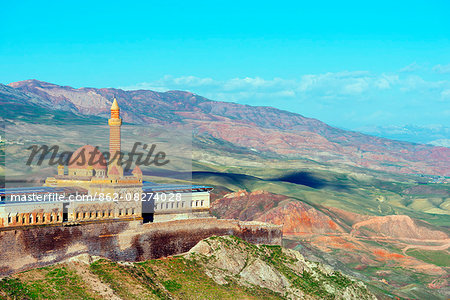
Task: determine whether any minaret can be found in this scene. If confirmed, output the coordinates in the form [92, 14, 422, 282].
[108, 97, 123, 177]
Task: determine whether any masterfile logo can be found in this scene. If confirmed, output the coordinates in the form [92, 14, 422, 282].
[26, 142, 170, 172]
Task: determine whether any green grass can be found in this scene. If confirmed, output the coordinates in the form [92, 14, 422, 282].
[0, 277, 35, 299]
[187, 161, 450, 228]
[161, 280, 181, 292]
[90, 259, 164, 299]
[405, 249, 450, 267]
[141, 257, 283, 299]
[0, 266, 96, 300]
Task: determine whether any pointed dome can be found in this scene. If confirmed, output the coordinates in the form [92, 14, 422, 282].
[111, 97, 120, 110]
[109, 165, 119, 175]
[132, 165, 142, 175]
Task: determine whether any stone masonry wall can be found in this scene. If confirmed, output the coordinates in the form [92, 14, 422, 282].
[0, 218, 282, 276]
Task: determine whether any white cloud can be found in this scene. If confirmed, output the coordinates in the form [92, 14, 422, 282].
[399, 62, 421, 73]
[172, 76, 215, 87]
[441, 89, 450, 99]
[397, 74, 450, 93]
[374, 74, 398, 89]
[433, 64, 450, 74]
[119, 72, 450, 106]
[296, 71, 373, 95]
[343, 78, 370, 94]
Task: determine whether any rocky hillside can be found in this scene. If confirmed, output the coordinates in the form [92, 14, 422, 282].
[351, 215, 449, 240]
[3, 79, 449, 176]
[0, 236, 375, 300]
[211, 190, 450, 240]
[211, 190, 346, 234]
[0, 84, 102, 124]
[211, 190, 450, 299]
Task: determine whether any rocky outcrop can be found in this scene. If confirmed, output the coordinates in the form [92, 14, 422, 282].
[187, 236, 376, 299]
[211, 190, 289, 221]
[351, 215, 449, 240]
[259, 201, 345, 234]
[212, 190, 345, 234]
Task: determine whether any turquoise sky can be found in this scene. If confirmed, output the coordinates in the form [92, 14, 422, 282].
[1, 0, 449, 130]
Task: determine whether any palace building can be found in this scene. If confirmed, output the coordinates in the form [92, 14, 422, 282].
[0, 98, 212, 227]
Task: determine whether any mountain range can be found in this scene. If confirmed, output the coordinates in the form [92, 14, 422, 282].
[1, 79, 449, 176]
[1, 79, 449, 298]
[358, 124, 450, 147]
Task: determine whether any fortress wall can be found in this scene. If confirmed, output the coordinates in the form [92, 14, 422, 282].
[0, 218, 282, 277]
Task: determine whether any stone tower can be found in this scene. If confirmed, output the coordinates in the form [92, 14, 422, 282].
[108, 97, 123, 176]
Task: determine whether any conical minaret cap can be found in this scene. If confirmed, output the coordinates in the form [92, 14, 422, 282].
[111, 97, 120, 110]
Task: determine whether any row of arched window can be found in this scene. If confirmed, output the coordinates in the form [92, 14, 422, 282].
[153, 200, 205, 210]
[155, 202, 185, 210]
[192, 200, 205, 208]
[74, 208, 136, 220]
[7, 213, 60, 225]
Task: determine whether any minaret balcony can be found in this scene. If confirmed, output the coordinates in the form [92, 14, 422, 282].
[108, 118, 122, 126]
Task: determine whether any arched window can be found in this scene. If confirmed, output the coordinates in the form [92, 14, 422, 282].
[43, 215, 46, 222]
[29, 214, 33, 224]
[8, 216, 12, 224]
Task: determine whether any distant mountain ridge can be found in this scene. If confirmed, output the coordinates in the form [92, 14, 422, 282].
[3, 79, 450, 176]
[358, 124, 450, 147]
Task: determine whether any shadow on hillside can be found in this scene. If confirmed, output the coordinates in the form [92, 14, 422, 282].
[192, 171, 262, 186]
[274, 171, 351, 191]
[275, 172, 326, 189]
[192, 171, 351, 192]
[140, 169, 350, 191]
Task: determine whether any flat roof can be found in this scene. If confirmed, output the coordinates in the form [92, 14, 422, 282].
[142, 182, 213, 193]
[0, 186, 86, 196]
[0, 182, 213, 197]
